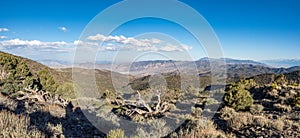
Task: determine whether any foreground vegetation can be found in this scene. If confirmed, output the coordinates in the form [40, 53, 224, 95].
[1, 51, 300, 137]
[0, 109, 45, 137]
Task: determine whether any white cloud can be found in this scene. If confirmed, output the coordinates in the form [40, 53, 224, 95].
[73, 40, 98, 46]
[179, 44, 192, 51]
[0, 34, 192, 53]
[160, 44, 192, 52]
[87, 34, 157, 47]
[87, 34, 192, 52]
[58, 27, 68, 32]
[160, 44, 181, 52]
[0, 28, 8, 32]
[0, 36, 7, 39]
[0, 39, 68, 49]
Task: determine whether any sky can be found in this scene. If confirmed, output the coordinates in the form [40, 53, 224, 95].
[0, 0, 300, 63]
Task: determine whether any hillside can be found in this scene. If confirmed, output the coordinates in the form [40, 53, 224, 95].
[0, 51, 131, 137]
[1, 51, 300, 137]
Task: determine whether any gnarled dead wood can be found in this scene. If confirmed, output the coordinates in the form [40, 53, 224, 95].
[16, 88, 69, 108]
[113, 90, 171, 119]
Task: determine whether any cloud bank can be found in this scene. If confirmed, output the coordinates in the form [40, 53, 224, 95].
[0, 34, 192, 54]
[0, 39, 73, 53]
[86, 34, 192, 52]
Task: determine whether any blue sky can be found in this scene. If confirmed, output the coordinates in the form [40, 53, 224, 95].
[0, 0, 300, 62]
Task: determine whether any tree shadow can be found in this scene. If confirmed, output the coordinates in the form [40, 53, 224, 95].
[62, 102, 105, 137]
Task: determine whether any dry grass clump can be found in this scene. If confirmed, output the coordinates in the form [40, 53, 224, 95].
[0, 110, 45, 138]
[220, 107, 253, 130]
[271, 118, 285, 131]
[253, 116, 268, 127]
[106, 129, 125, 138]
[250, 104, 264, 114]
[273, 103, 292, 112]
[169, 116, 234, 138]
[176, 119, 230, 138]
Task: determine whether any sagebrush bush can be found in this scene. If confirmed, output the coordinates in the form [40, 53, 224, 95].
[274, 74, 286, 85]
[273, 103, 292, 112]
[253, 116, 268, 127]
[220, 107, 237, 120]
[106, 129, 125, 138]
[0, 110, 45, 137]
[271, 119, 285, 131]
[250, 104, 264, 114]
[293, 90, 300, 107]
[176, 118, 229, 138]
[220, 107, 253, 130]
[102, 89, 116, 99]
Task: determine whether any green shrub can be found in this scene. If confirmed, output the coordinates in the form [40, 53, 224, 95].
[1, 83, 18, 95]
[275, 74, 286, 85]
[224, 88, 254, 111]
[205, 98, 218, 105]
[106, 129, 125, 138]
[38, 70, 58, 93]
[56, 82, 75, 100]
[102, 89, 116, 99]
[271, 82, 279, 90]
[224, 79, 255, 111]
[0, 53, 38, 95]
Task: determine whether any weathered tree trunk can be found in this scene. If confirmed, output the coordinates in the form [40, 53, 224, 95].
[112, 91, 171, 119]
[16, 88, 68, 107]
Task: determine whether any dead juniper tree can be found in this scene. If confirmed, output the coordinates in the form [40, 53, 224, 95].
[16, 87, 69, 108]
[111, 89, 172, 120]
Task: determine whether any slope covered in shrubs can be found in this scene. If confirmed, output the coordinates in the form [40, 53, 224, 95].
[1, 51, 300, 137]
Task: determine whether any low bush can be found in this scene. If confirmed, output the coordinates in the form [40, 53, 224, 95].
[271, 118, 285, 131]
[0, 110, 45, 137]
[250, 104, 264, 114]
[106, 129, 125, 138]
[224, 88, 254, 111]
[273, 103, 292, 112]
[293, 90, 300, 107]
[220, 107, 253, 130]
[224, 80, 254, 111]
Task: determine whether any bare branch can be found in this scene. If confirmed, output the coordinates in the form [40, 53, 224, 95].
[112, 90, 171, 119]
[155, 91, 161, 111]
[16, 88, 69, 108]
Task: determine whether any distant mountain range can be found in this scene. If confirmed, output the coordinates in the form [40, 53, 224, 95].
[91, 58, 300, 78]
[261, 59, 300, 68]
[38, 58, 300, 79]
